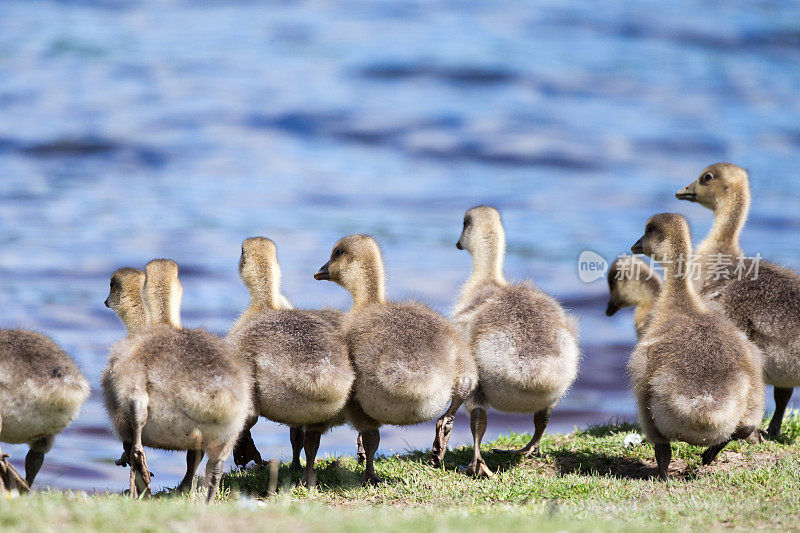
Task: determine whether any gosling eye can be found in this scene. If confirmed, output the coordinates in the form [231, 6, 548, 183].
[700, 172, 714, 184]
[463, 216, 472, 228]
[646, 224, 655, 234]
[333, 248, 343, 259]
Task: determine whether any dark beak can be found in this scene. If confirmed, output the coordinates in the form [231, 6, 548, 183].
[606, 300, 620, 316]
[314, 261, 331, 280]
[676, 183, 697, 201]
[631, 237, 645, 255]
[104, 298, 110, 308]
[455, 240, 463, 250]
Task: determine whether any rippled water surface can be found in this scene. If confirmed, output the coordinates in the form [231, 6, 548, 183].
[1, 0, 799, 492]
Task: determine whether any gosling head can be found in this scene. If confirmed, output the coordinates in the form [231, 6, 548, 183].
[605, 256, 659, 316]
[314, 234, 385, 307]
[456, 206, 504, 252]
[239, 237, 281, 302]
[675, 163, 749, 210]
[143, 258, 183, 328]
[456, 206, 507, 284]
[631, 213, 692, 265]
[105, 267, 146, 334]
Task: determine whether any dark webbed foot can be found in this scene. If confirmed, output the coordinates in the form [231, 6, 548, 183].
[701, 442, 729, 466]
[491, 444, 540, 458]
[0, 454, 30, 493]
[461, 458, 494, 478]
[430, 379, 472, 467]
[360, 472, 384, 486]
[430, 414, 455, 467]
[233, 429, 264, 469]
[301, 469, 317, 488]
[129, 446, 152, 499]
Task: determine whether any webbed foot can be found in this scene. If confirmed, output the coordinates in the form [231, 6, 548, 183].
[460, 458, 494, 478]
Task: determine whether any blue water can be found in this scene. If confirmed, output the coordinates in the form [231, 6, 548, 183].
[1, 0, 799, 492]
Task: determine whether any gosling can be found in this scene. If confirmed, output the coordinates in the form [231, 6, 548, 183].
[677, 163, 800, 437]
[629, 213, 763, 479]
[0, 327, 89, 491]
[451, 206, 579, 477]
[228, 249, 296, 470]
[103, 266, 208, 492]
[606, 255, 662, 339]
[314, 235, 477, 485]
[228, 237, 355, 486]
[102, 259, 251, 501]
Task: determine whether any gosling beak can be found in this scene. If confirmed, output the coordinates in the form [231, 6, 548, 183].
[631, 237, 645, 255]
[104, 298, 110, 308]
[676, 183, 697, 201]
[456, 240, 463, 250]
[314, 261, 331, 280]
[606, 300, 620, 316]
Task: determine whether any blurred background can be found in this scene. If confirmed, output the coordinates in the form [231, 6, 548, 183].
[1, 0, 799, 492]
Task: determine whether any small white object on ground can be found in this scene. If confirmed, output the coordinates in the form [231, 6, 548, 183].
[623, 434, 643, 448]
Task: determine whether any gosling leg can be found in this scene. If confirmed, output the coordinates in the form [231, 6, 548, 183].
[289, 426, 305, 471]
[464, 407, 493, 478]
[431, 376, 473, 467]
[356, 434, 366, 465]
[203, 450, 224, 504]
[359, 429, 382, 486]
[301, 429, 322, 488]
[767, 387, 794, 438]
[177, 449, 204, 493]
[24, 436, 52, 488]
[128, 398, 151, 499]
[493, 407, 552, 458]
[654, 442, 672, 480]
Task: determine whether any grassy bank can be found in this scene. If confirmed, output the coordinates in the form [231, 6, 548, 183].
[2, 413, 799, 532]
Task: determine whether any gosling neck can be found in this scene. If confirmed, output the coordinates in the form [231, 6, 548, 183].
[654, 253, 705, 316]
[628, 277, 660, 338]
[701, 186, 749, 257]
[144, 289, 182, 328]
[348, 262, 386, 310]
[245, 266, 282, 313]
[465, 235, 508, 291]
[633, 275, 661, 307]
[633, 303, 653, 338]
[119, 301, 146, 337]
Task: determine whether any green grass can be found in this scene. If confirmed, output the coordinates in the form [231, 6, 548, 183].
[2, 412, 799, 532]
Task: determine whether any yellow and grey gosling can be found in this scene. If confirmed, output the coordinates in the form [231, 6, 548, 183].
[629, 213, 763, 479]
[314, 234, 477, 485]
[450, 206, 579, 476]
[0, 326, 89, 492]
[102, 259, 252, 502]
[227, 237, 354, 487]
[677, 163, 800, 437]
